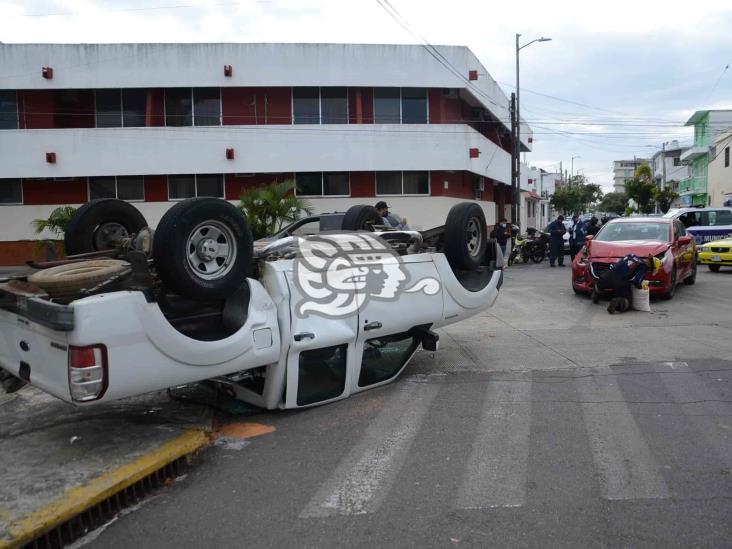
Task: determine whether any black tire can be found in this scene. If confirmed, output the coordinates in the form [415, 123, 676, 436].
[64, 199, 148, 256]
[683, 260, 697, 285]
[661, 267, 677, 300]
[153, 198, 253, 301]
[708, 264, 721, 272]
[507, 249, 517, 266]
[341, 205, 383, 231]
[28, 259, 130, 298]
[531, 246, 546, 263]
[444, 203, 488, 271]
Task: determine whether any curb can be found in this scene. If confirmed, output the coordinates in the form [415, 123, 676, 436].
[2, 428, 210, 549]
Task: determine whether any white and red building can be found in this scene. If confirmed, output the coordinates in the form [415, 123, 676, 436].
[0, 43, 531, 264]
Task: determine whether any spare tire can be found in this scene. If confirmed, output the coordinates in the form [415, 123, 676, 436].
[153, 198, 253, 301]
[28, 260, 131, 298]
[65, 199, 148, 256]
[341, 205, 383, 231]
[444, 202, 488, 271]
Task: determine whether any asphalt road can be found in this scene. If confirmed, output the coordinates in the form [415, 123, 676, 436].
[94, 262, 732, 548]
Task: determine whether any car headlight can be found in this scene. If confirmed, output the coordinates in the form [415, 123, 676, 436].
[654, 248, 671, 262]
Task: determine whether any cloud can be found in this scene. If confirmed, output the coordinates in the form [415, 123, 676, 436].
[2, 0, 732, 190]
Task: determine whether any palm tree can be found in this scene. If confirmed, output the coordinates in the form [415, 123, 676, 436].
[32, 205, 77, 257]
[238, 180, 313, 240]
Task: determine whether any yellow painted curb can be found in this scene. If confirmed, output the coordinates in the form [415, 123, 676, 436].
[2, 428, 209, 549]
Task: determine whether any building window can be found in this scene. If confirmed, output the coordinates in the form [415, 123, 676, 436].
[726, 147, 730, 168]
[89, 176, 144, 201]
[320, 87, 348, 124]
[0, 90, 18, 129]
[293, 87, 320, 124]
[95, 89, 122, 128]
[673, 157, 681, 167]
[376, 171, 429, 195]
[55, 90, 94, 128]
[193, 88, 221, 126]
[167, 174, 223, 199]
[401, 88, 428, 123]
[373, 88, 400, 123]
[166, 88, 193, 127]
[295, 172, 350, 196]
[0, 178, 22, 204]
[123, 89, 148, 127]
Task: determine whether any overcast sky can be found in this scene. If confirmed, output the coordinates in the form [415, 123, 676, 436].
[3, 0, 732, 191]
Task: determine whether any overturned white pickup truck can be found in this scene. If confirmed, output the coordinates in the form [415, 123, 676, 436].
[0, 198, 502, 410]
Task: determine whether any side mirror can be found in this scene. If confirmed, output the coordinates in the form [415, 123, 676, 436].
[678, 236, 692, 245]
[585, 235, 594, 243]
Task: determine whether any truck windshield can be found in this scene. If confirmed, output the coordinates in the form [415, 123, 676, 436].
[594, 222, 670, 242]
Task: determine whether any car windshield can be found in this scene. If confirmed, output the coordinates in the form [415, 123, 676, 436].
[594, 222, 670, 242]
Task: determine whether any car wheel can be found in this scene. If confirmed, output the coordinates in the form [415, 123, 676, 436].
[153, 198, 253, 301]
[444, 202, 488, 271]
[341, 205, 383, 231]
[708, 264, 721, 272]
[661, 267, 677, 300]
[530, 249, 545, 263]
[64, 199, 148, 256]
[683, 260, 697, 285]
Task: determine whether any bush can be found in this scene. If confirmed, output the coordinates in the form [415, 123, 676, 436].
[238, 181, 313, 240]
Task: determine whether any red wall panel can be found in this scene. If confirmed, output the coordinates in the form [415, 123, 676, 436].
[22, 178, 88, 205]
[224, 173, 294, 200]
[147, 89, 165, 127]
[144, 175, 168, 201]
[17, 90, 55, 129]
[482, 177, 495, 202]
[349, 171, 375, 197]
[431, 171, 473, 199]
[223, 87, 292, 125]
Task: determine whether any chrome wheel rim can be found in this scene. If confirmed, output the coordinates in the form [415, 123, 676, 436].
[186, 221, 237, 280]
[466, 217, 483, 257]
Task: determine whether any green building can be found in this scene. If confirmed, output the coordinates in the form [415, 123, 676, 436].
[680, 110, 732, 206]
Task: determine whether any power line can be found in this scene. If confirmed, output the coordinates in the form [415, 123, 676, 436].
[703, 53, 732, 106]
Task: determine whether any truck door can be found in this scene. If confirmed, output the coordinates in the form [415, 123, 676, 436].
[351, 256, 443, 393]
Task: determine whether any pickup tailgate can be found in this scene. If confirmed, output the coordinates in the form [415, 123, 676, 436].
[0, 305, 73, 401]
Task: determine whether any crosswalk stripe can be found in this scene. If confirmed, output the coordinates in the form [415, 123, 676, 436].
[657, 361, 732, 464]
[454, 375, 532, 509]
[576, 367, 670, 501]
[299, 382, 438, 518]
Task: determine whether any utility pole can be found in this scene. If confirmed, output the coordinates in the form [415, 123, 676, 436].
[661, 141, 667, 190]
[510, 92, 518, 225]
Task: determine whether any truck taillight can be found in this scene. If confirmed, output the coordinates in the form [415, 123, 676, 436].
[68, 345, 108, 402]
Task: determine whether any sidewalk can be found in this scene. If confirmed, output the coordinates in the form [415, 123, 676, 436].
[0, 386, 212, 548]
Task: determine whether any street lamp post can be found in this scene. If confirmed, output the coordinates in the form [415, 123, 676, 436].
[513, 34, 551, 227]
[571, 155, 580, 180]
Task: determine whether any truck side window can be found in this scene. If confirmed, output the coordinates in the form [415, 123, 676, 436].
[710, 210, 732, 226]
[358, 332, 420, 387]
[297, 344, 347, 406]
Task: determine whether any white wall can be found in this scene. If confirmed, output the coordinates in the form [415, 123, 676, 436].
[708, 130, 732, 207]
[0, 196, 498, 241]
[0, 124, 511, 184]
[0, 43, 532, 149]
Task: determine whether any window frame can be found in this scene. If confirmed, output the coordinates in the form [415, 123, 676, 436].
[87, 175, 145, 202]
[400, 87, 429, 124]
[319, 87, 349, 125]
[94, 89, 123, 128]
[0, 178, 23, 205]
[192, 87, 223, 127]
[373, 87, 402, 124]
[0, 90, 19, 130]
[375, 171, 431, 197]
[294, 172, 351, 198]
[166, 174, 225, 201]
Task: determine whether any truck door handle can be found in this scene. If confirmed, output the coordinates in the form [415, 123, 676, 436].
[364, 321, 382, 331]
[293, 332, 315, 342]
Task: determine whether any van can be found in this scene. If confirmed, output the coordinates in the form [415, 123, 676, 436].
[663, 207, 732, 245]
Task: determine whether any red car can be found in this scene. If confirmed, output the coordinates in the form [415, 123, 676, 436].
[572, 217, 697, 299]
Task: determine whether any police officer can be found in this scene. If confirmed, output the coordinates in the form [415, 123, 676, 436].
[547, 215, 566, 267]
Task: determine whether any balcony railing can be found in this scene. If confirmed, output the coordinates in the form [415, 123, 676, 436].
[678, 176, 707, 194]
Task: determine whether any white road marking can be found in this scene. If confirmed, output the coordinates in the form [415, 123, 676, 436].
[454, 375, 532, 509]
[658, 361, 732, 464]
[300, 382, 438, 518]
[577, 367, 670, 501]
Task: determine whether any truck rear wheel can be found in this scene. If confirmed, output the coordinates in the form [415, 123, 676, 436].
[153, 198, 253, 301]
[64, 199, 148, 256]
[444, 203, 488, 271]
[341, 205, 383, 231]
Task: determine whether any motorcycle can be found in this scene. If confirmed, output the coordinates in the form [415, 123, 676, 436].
[508, 229, 548, 265]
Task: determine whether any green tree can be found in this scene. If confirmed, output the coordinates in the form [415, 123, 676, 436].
[549, 180, 603, 215]
[598, 192, 629, 215]
[625, 163, 656, 214]
[238, 180, 313, 240]
[652, 186, 679, 214]
[32, 205, 77, 255]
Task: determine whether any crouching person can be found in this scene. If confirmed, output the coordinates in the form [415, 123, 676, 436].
[592, 254, 660, 314]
